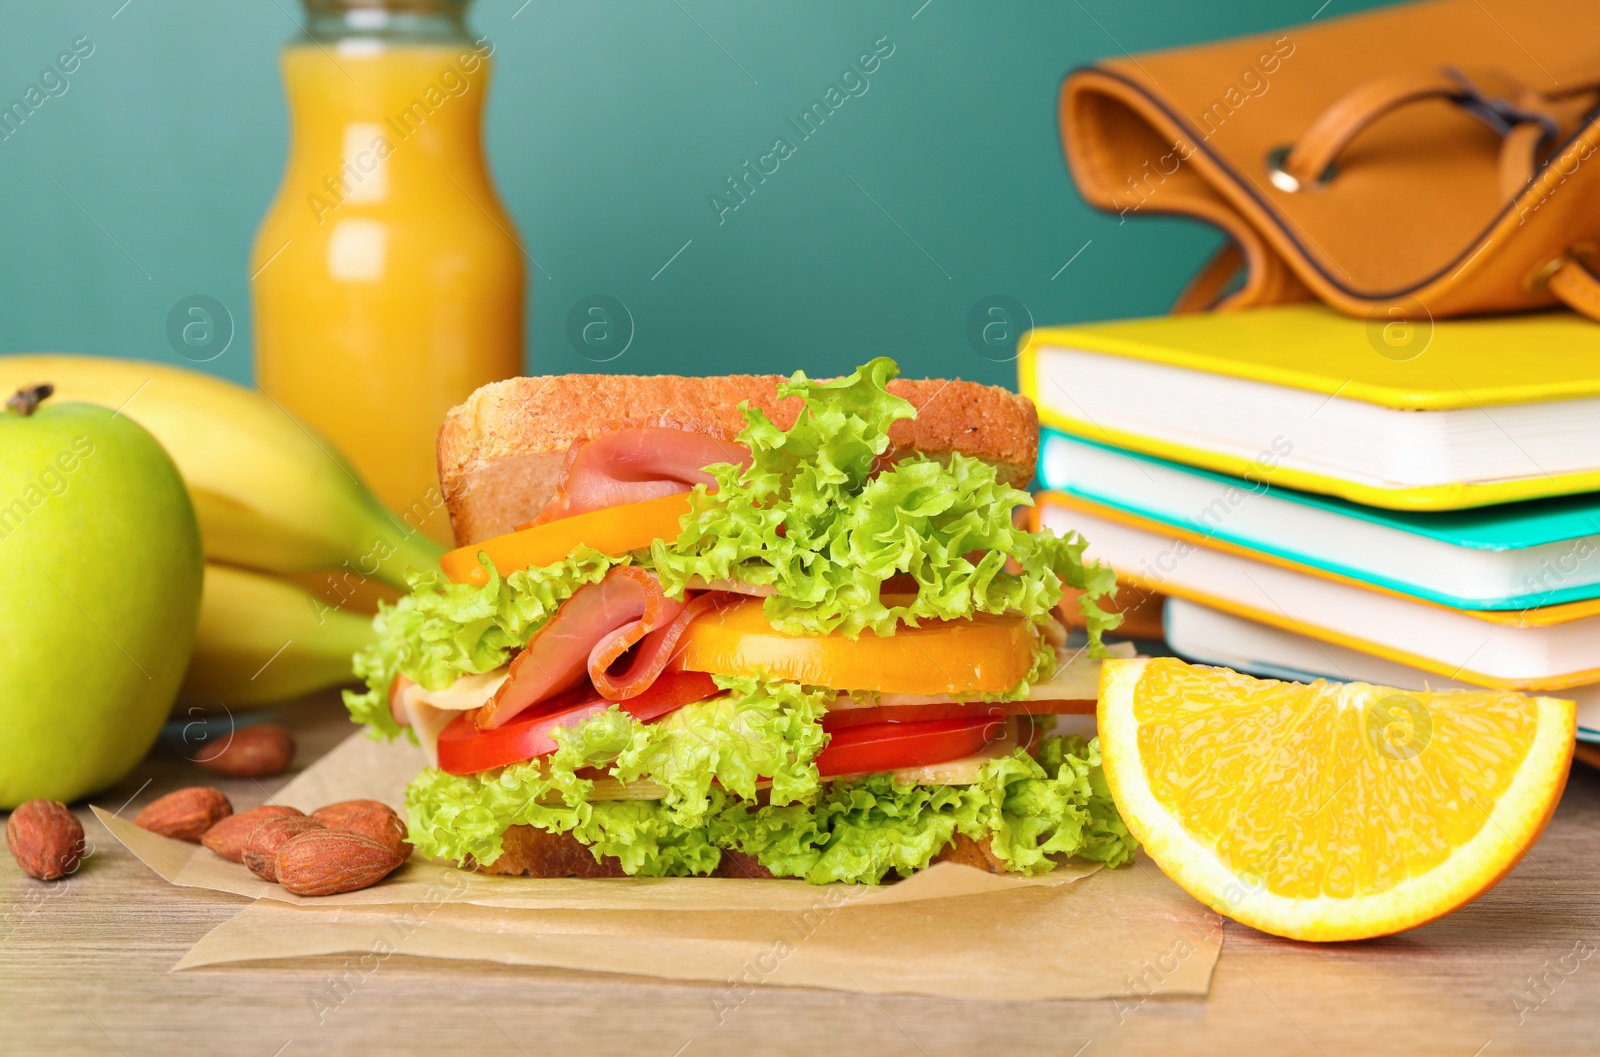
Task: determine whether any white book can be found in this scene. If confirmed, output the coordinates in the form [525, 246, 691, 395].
[1163, 598, 1600, 742]
[1039, 495, 1600, 691]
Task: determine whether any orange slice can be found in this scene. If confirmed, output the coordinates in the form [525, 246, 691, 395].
[1098, 658, 1575, 941]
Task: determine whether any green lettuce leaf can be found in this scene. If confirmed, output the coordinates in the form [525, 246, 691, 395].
[651, 357, 1119, 653]
[408, 730, 1138, 884]
[712, 735, 1137, 883]
[611, 677, 834, 822]
[404, 677, 834, 866]
[405, 765, 723, 877]
[344, 548, 622, 739]
[576, 801, 724, 876]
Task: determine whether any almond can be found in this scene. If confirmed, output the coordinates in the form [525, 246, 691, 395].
[311, 799, 397, 829]
[242, 815, 324, 881]
[134, 787, 232, 842]
[192, 723, 296, 778]
[200, 805, 304, 863]
[275, 828, 405, 896]
[6, 800, 85, 881]
[315, 803, 408, 854]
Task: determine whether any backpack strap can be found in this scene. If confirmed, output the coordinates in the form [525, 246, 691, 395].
[1541, 249, 1600, 322]
[1270, 67, 1596, 197]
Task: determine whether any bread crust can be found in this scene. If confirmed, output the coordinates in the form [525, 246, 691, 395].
[438, 374, 1039, 545]
[935, 832, 1010, 874]
[472, 825, 626, 878]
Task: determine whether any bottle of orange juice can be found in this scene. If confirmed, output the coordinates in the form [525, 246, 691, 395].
[251, 0, 524, 544]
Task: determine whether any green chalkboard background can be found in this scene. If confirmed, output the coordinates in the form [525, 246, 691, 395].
[0, 0, 1394, 389]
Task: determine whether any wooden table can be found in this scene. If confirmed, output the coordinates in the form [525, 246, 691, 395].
[4, 692, 1598, 1057]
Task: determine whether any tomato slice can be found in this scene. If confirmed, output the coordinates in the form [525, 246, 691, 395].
[822, 698, 1095, 730]
[436, 670, 719, 775]
[815, 718, 1001, 778]
[671, 596, 1035, 695]
[440, 492, 693, 585]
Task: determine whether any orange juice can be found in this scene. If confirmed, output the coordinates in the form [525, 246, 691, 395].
[251, 20, 524, 544]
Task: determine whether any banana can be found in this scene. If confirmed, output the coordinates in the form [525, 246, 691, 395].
[0, 354, 443, 590]
[180, 563, 376, 707]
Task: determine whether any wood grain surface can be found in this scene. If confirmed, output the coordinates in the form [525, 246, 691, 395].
[3, 691, 1598, 1056]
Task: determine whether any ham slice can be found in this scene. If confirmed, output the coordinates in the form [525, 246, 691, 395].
[474, 567, 689, 730]
[593, 591, 730, 699]
[529, 423, 751, 526]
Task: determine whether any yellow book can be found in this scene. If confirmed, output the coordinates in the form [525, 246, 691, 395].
[1019, 305, 1600, 510]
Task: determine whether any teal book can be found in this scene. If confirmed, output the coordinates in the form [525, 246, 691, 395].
[1038, 430, 1600, 611]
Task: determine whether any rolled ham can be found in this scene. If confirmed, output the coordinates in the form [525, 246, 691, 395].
[474, 567, 716, 730]
[594, 591, 729, 699]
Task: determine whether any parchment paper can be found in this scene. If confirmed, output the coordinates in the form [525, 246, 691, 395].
[174, 855, 1221, 1000]
[101, 731, 1223, 998]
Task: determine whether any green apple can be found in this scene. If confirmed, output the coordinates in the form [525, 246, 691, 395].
[0, 385, 202, 807]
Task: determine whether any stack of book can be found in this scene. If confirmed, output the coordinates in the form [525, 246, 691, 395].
[1020, 304, 1600, 741]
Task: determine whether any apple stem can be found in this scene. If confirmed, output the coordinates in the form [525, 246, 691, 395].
[5, 384, 53, 417]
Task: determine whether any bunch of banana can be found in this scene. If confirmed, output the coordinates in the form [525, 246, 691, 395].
[0, 354, 443, 706]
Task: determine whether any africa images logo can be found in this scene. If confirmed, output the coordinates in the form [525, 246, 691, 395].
[0, 36, 95, 143]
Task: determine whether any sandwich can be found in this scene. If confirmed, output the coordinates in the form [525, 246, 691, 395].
[344, 358, 1138, 883]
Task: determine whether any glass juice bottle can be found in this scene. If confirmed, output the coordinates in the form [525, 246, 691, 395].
[250, 0, 524, 543]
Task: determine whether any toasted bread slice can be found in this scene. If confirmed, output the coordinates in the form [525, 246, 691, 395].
[438, 374, 1039, 545]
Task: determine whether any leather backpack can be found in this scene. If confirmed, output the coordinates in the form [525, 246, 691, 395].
[1059, 0, 1600, 322]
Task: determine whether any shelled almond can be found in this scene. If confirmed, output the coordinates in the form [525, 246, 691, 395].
[242, 815, 325, 882]
[192, 724, 296, 778]
[6, 800, 85, 881]
[313, 800, 408, 855]
[200, 805, 304, 863]
[275, 829, 405, 896]
[134, 787, 232, 841]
